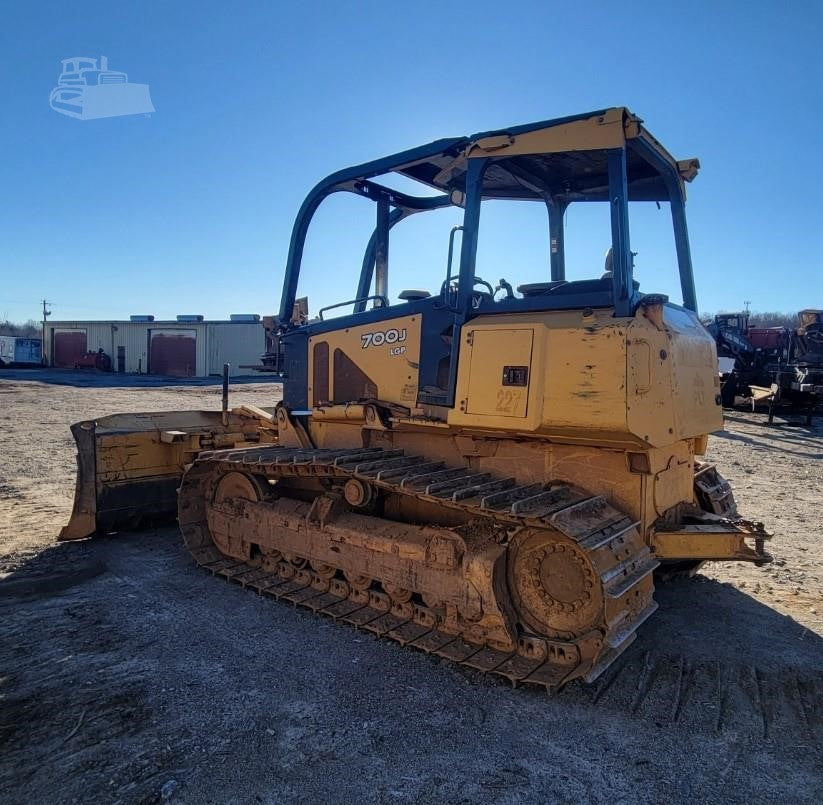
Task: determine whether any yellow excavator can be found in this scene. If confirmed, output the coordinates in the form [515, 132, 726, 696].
[60, 108, 770, 690]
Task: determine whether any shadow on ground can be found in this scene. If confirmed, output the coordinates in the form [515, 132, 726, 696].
[722, 406, 822, 430]
[713, 413, 823, 458]
[0, 528, 823, 803]
[0, 368, 281, 389]
[1, 531, 821, 803]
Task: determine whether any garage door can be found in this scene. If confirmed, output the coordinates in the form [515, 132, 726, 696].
[149, 329, 196, 377]
[54, 330, 87, 368]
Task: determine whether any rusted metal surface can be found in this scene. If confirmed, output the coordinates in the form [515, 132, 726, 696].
[652, 462, 771, 580]
[149, 331, 196, 377]
[53, 330, 88, 368]
[58, 410, 278, 540]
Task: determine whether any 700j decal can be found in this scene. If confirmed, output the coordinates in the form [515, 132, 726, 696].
[361, 328, 407, 350]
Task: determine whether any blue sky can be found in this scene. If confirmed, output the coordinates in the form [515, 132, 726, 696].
[1, 0, 821, 324]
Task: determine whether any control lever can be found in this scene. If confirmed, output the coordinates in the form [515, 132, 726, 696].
[495, 278, 515, 299]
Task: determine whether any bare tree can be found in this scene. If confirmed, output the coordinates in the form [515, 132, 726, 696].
[746, 312, 798, 329]
[704, 310, 799, 330]
[0, 319, 41, 338]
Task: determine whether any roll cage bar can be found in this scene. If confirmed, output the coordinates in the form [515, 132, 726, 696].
[278, 107, 700, 326]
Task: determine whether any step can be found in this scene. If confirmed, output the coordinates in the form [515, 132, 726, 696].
[310, 448, 384, 465]
[603, 554, 659, 599]
[291, 449, 340, 464]
[401, 467, 467, 490]
[510, 486, 586, 517]
[240, 448, 283, 464]
[256, 448, 306, 465]
[605, 600, 659, 649]
[426, 473, 491, 497]
[371, 456, 429, 479]
[348, 451, 408, 473]
[454, 477, 517, 502]
[577, 518, 639, 552]
[379, 461, 445, 482]
[331, 449, 393, 467]
[583, 635, 637, 684]
[480, 483, 543, 510]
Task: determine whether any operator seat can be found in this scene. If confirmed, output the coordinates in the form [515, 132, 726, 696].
[601, 247, 614, 279]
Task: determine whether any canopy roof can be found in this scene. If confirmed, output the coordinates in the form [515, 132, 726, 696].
[319, 107, 699, 206]
[279, 107, 702, 323]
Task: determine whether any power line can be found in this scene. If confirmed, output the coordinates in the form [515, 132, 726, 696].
[1, 298, 124, 312]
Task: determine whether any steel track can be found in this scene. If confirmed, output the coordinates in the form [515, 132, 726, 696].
[179, 445, 661, 691]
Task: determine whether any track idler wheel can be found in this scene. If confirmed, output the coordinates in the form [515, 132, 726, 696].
[209, 471, 268, 561]
[343, 478, 374, 509]
[508, 528, 603, 640]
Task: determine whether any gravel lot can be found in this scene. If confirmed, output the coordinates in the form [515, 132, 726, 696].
[1, 370, 821, 804]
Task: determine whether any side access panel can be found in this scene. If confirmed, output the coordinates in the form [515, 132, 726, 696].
[465, 329, 533, 417]
[450, 323, 543, 431]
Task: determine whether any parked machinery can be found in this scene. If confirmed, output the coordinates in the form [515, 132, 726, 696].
[60, 108, 770, 691]
[769, 309, 823, 424]
[253, 301, 309, 373]
[706, 313, 761, 406]
[73, 348, 112, 372]
[708, 310, 822, 424]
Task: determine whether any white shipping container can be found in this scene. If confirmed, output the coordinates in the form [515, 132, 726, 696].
[0, 336, 41, 366]
[0, 336, 15, 364]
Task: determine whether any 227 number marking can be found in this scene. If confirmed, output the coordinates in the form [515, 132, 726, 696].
[495, 389, 521, 412]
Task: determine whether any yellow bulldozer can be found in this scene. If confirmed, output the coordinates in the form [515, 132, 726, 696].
[60, 108, 770, 690]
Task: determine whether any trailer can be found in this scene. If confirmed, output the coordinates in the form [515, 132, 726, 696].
[0, 336, 42, 367]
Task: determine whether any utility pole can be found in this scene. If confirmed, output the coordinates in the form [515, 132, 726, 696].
[41, 299, 51, 365]
[744, 299, 751, 314]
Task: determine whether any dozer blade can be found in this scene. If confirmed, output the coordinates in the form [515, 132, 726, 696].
[59, 409, 276, 540]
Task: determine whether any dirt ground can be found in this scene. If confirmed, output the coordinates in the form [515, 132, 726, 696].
[1, 370, 821, 804]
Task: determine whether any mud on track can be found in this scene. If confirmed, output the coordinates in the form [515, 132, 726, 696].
[0, 372, 821, 804]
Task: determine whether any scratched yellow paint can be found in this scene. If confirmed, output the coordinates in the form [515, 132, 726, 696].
[308, 314, 421, 407]
[465, 328, 533, 418]
[449, 307, 721, 449]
